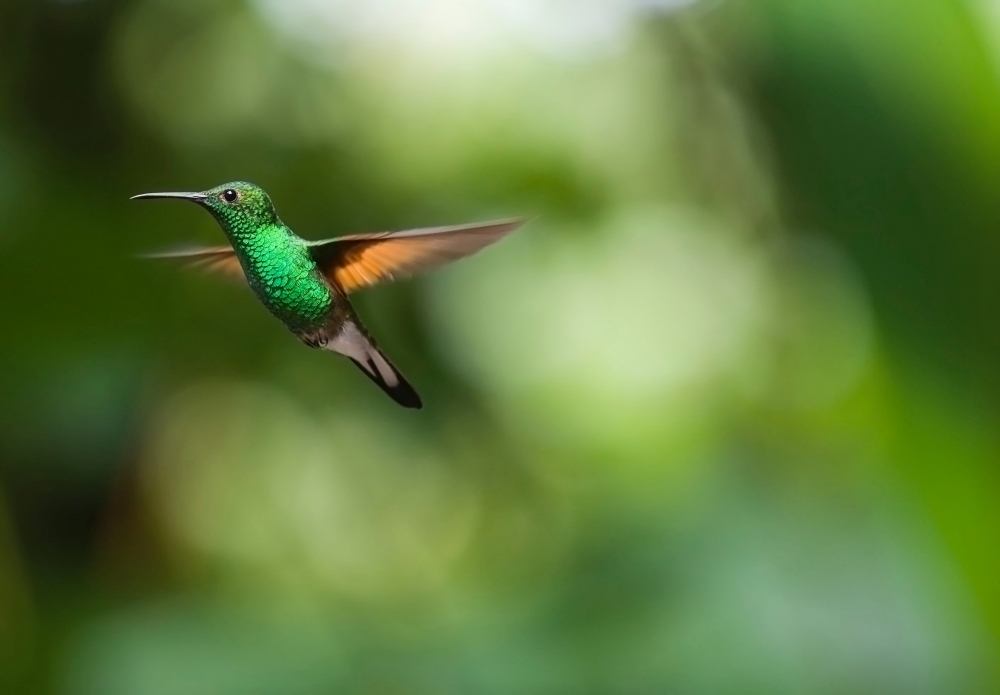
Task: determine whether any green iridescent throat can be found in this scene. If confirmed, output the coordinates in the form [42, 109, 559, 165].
[202, 183, 333, 331]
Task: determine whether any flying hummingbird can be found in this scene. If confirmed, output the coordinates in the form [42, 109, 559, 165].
[133, 181, 525, 409]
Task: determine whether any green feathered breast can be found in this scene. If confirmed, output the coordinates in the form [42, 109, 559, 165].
[232, 223, 334, 333]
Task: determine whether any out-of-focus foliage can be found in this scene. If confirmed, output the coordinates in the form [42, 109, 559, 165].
[1, 0, 1000, 693]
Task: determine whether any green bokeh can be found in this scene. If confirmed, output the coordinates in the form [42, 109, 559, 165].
[1, 0, 999, 693]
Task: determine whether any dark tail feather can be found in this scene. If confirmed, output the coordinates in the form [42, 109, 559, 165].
[328, 319, 423, 409]
[349, 348, 423, 410]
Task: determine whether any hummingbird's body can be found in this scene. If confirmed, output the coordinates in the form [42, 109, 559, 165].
[228, 221, 335, 334]
[134, 182, 525, 409]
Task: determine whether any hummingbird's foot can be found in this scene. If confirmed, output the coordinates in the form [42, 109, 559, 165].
[298, 331, 329, 349]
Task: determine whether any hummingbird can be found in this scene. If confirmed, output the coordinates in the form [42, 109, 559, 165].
[133, 181, 526, 409]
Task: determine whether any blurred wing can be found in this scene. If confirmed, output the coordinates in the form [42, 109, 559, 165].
[140, 245, 245, 280]
[309, 218, 526, 293]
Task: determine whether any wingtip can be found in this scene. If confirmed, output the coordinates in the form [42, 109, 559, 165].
[134, 250, 178, 260]
[495, 215, 536, 232]
[460, 216, 533, 234]
[497, 215, 533, 227]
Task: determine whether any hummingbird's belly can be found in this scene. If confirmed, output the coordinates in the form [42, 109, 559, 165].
[236, 233, 336, 334]
[248, 265, 334, 332]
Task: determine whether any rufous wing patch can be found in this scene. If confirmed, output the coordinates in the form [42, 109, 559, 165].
[311, 219, 526, 294]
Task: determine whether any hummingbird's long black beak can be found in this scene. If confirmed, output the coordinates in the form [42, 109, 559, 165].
[130, 192, 208, 202]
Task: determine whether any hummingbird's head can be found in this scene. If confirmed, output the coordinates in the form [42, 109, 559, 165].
[132, 181, 280, 236]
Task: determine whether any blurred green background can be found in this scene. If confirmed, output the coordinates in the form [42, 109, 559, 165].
[2, 0, 1000, 693]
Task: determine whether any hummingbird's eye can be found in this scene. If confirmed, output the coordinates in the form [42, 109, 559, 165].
[222, 189, 239, 203]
